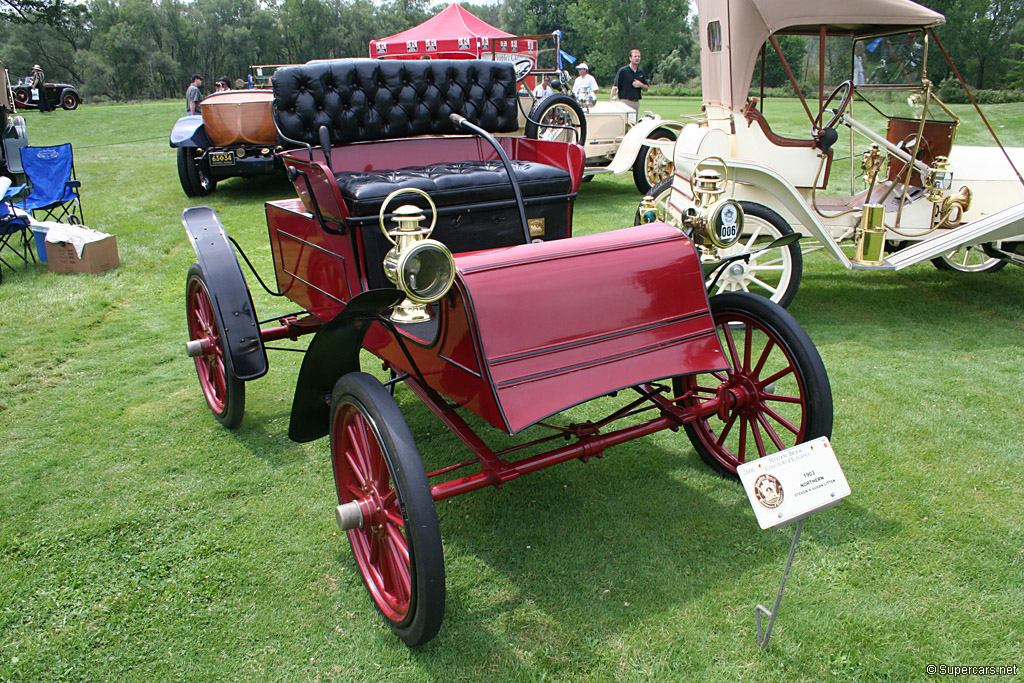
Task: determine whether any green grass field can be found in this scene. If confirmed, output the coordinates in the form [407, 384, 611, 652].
[1, 97, 1023, 682]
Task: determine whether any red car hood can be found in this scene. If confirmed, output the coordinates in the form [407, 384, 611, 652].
[454, 223, 727, 433]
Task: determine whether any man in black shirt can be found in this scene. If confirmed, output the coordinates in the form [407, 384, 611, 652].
[610, 48, 649, 110]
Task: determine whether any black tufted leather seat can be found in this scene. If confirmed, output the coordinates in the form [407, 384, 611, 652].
[273, 59, 521, 146]
[336, 160, 571, 217]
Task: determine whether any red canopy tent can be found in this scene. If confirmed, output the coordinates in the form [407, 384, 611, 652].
[370, 3, 536, 62]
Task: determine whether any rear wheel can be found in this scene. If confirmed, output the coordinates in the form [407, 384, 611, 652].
[185, 262, 245, 428]
[61, 91, 80, 110]
[632, 127, 676, 194]
[931, 245, 1006, 273]
[13, 88, 28, 106]
[177, 148, 199, 197]
[525, 94, 587, 146]
[677, 292, 832, 479]
[330, 372, 445, 647]
[178, 147, 217, 197]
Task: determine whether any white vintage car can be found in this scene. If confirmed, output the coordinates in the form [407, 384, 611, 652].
[638, 0, 1024, 307]
[520, 71, 680, 193]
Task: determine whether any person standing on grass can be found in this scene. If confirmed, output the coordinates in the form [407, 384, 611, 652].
[186, 74, 203, 115]
[32, 64, 52, 113]
[572, 63, 598, 102]
[610, 48, 648, 110]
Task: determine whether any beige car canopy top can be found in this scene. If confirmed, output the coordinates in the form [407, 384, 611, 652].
[696, 0, 945, 110]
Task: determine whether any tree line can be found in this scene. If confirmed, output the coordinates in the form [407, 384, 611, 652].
[0, 0, 1021, 102]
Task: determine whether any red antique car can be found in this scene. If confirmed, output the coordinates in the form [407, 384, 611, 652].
[182, 59, 833, 645]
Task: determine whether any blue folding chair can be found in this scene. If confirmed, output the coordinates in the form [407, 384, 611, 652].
[19, 143, 84, 224]
[0, 182, 33, 282]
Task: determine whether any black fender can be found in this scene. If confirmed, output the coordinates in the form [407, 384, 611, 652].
[170, 115, 211, 148]
[288, 289, 404, 443]
[182, 205, 268, 381]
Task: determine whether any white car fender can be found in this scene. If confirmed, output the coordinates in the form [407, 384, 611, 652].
[605, 116, 683, 175]
[672, 149, 851, 268]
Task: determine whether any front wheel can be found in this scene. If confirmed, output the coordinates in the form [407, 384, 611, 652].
[525, 94, 587, 146]
[632, 127, 676, 194]
[330, 372, 445, 647]
[186, 262, 245, 428]
[677, 292, 832, 479]
[931, 245, 1006, 273]
[636, 179, 802, 308]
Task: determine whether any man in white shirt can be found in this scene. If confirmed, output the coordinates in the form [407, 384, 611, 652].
[572, 63, 598, 102]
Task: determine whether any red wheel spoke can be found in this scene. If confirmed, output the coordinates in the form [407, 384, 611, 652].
[750, 418, 768, 458]
[383, 506, 404, 530]
[368, 530, 382, 565]
[755, 411, 787, 450]
[385, 524, 410, 566]
[344, 449, 370, 489]
[751, 336, 776, 378]
[737, 416, 748, 461]
[720, 322, 742, 371]
[761, 404, 801, 436]
[763, 391, 801, 404]
[715, 410, 738, 446]
[744, 323, 753, 371]
[761, 364, 795, 387]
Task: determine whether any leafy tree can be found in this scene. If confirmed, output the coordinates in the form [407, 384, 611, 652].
[567, 0, 689, 84]
[929, 0, 1024, 88]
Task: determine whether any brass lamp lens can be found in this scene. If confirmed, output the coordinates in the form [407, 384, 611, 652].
[397, 240, 456, 304]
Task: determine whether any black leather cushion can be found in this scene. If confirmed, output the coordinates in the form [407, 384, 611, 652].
[335, 160, 571, 217]
[273, 59, 520, 146]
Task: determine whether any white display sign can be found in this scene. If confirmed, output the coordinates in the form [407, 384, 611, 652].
[737, 437, 850, 529]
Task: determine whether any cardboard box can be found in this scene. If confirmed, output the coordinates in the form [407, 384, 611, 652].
[45, 225, 120, 274]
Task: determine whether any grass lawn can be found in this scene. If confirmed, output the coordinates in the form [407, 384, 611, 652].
[1, 97, 1023, 682]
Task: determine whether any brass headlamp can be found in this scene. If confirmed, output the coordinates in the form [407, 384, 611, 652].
[685, 157, 744, 249]
[924, 156, 954, 202]
[378, 188, 455, 324]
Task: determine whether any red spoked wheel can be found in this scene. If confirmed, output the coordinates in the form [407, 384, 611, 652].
[185, 262, 245, 428]
[13, 88, 29, 106]
[678, 292, 832, 478]
[330, 372, 444, 646]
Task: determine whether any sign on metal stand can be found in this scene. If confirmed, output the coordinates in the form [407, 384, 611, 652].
[737, 437, 850, 648]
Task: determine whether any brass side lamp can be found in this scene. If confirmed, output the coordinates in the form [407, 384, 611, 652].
[378, 188, 456, 324]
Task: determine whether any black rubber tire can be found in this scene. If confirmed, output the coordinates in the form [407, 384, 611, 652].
[180, 147, 217, 197]
[525, 94, 587, 146]
[60, 91, 79, 110]
[678, 292, 832, 479]
[330, 372, 445, 647]
[632, 127, 676, 194]
[185, 262, 245, 429]
[177, 148, 199, 197]
[931, 246, 1007, 273]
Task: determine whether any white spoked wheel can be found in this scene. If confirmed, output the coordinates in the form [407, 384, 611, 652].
[931, 245, 1006, 273]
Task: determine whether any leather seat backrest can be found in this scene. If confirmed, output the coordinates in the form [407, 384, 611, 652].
[273, 59, 519, 146]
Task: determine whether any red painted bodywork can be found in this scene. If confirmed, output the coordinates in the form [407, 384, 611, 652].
[267, 136, 724, 437]
[269, 194, 726, 434]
